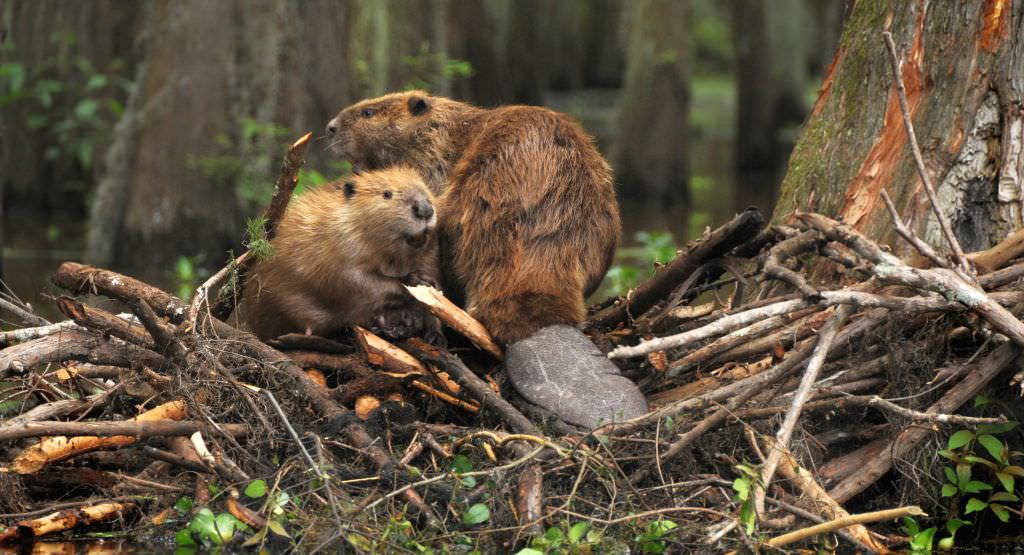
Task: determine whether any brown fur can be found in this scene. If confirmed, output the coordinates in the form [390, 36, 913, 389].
[244, 166, 440, 340]
[328, 92, 620, 343]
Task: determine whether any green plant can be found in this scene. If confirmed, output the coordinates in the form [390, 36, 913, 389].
[731, 462, 759, 534]
[633, 519, 678, 554]
[902, 516, 937, 554]
[930, 397, 1022, 549]
[604, 231, 678, 296]
[1, 34, 133, 189]
[516, 521, 601, 555]
[401, 41, 473, 92]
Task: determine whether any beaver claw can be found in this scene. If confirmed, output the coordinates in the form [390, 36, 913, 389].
[505, 325, 648, 429]
[372, 307, 446, 347]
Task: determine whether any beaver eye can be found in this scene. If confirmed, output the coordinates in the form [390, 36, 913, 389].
[383, 190, 392, 200]
[361, 108, 375, 118]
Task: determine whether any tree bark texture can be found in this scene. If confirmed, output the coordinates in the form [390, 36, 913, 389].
[613, 0, 690, 201]
[773, 0, 1023, 253]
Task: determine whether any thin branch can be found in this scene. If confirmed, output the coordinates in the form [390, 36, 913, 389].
[880, 189, 949, 268]
[882, 31, 968, 271]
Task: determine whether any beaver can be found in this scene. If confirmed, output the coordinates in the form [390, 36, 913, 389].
[244, 166, 441, 341]
[326, 91, 620, 344]
[327, 92, 647, 429]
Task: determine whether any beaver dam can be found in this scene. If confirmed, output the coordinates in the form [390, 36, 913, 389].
[2, 132, 1024, 553]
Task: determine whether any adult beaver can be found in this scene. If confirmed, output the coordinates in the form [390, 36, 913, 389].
[327, 92, 647, 428]
[245, 166, 441, 342]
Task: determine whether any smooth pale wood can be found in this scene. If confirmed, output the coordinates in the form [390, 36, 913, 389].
[353, 326, 478, 412]
[405, 285, 504, 359]
[968, 228, 1024, 274]
[8, 400, 186, 474]
[0, 501, 136, 542]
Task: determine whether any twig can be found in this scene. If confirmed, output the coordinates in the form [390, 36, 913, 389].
[766, 505, 924, 548]
[0, 296, 50, 327]
[882, 31, 968, 271]
[754, 305, 851, 520]
[763, 230, 821, 297]
[0, 321, 82, 347]
[0, 420, 248, 442]
[880, 189, 949, 268]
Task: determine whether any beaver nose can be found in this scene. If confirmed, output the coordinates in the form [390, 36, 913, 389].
[412, 199, 434, 220]
[326, 117, 339, 135]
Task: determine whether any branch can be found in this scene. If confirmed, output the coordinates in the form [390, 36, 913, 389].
[880, 189, 949, 268]
[882, 31, 968, 270]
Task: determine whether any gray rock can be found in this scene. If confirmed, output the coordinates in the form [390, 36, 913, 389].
[506, 325, 648, 428]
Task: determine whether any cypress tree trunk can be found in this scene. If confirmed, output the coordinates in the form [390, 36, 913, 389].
[613, 0, 690, 201]
[773, 0, 1023, 255]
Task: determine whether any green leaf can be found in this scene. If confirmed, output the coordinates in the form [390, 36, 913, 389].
[739, 500, 756, 534]
[568, 521, 590, 543]
[995, 471, 1014, 493]
[514, 549, 544, 555]
[977, 421, 1018, 435]
[937, 449, 957, 461]
[964, 498, 988, 514]
[989, 491, 1019, 503]
[946, 518, 970, 535]
[452, 453, 473, 473]
[267, 519, 290, 538]
[462, 503, 489, 525]
[973, 394, 989, 407]
[956, 463, 972, 485]
[732, 477, 750, 500]
[74, 98, 99, 120]
[86, 74, 107, 90]
[977, 434, 1006, 463]
[543, 526, 565, 544]
[213, 513, 239, 543]
[937, 536, 954, 551]
[175, 528, 196, 547]
[961, 480, 993, 493]
[989, 503, 1010, 523]
[1002, 465, 1024, 477]
[948, 430, 974, 450]
[174, 496, 194, 514]
[944, 467, 957, 485]
[941, 483, 958, 497]
[241, 527, 267, 547]
[902, 516, 920, 536]
[244, 479, 268, 498]
[961, 455, 998, 469]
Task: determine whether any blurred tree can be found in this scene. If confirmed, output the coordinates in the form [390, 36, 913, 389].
[732, 0, 808, 173]
[0, 0, 141, 211]
[613, 0, 690, 201]
[773, 1, 1023, 254]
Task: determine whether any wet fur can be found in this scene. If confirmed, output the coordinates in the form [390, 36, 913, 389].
[245, 167, 440, 340]
[329, 92, 620, 343]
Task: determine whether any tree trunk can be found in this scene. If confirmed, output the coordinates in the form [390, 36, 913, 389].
[773, 0, 1023, 257]
[613, 0, 690, 201]
[732, 0, 808, 173]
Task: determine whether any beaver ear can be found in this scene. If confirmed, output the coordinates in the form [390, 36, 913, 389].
[408, 95, 431, 116]
[343, 181, 356, 198]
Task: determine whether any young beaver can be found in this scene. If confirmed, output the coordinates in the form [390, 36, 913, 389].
[327, 92, 647, 429]
[326, 91, 620, 344]
[244, 166, 440, 341]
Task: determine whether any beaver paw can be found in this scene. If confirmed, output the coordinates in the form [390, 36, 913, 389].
[505, 325, 648, 429]
[372, 308, 446, 346]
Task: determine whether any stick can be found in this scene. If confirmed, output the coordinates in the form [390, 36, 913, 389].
[0, 296, 49, 327]
[0, 420, 247, 442]
[55, 296, 154, 349]
[591, 208, 765, 329]
[405, 285, 503, 358]
[766, 505, 924, 548]
[882, 31, 967, 270]
[0, 328, 167, 379]
[880, 189, 949, 268]
[0, 501, 137, 542]
[206, 132, 312, 322]
[0, 321, 82, 347]
[755, 305, 850, 519]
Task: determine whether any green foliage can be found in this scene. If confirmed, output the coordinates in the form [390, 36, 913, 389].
[461, 503, 490, 525]
[1, 34, 133, 189]
[731, 462, 760, 535]
[604, 231, 678, 296]
[245, 217, 274, 262]
[516, 521, 603, 555]
[174, 256, 197, 301]
[930, 403, 1022, 550]
[902, 516, 937, 554]
[190, 118, 291, 206]
[401, 41, 473, 92]
[175, 507, 250, 549]
[243, 479, 267, 498]
[633, 519, 678, 554]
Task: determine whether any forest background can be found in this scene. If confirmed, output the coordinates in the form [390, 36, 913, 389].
[0, 0, 848, 315]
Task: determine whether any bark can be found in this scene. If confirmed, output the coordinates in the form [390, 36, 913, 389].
[613, 0, 690, 201]
[773, 0, 1023, 254]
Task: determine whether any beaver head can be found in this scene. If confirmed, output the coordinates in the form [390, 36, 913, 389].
[325, 91, 439, 173]
[327, 166, 437, 255]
